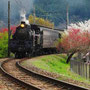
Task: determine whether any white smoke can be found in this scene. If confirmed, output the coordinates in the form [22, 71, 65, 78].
[68, 20, 90, 32]
[20, 10, 30, 25]
[0, 0, 34, 25]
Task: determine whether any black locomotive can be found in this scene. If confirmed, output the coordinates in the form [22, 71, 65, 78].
[10, 21, 62, 58]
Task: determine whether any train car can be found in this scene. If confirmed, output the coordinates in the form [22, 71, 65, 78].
[9, 22, 63, 58]
[41, 28, 61, 48]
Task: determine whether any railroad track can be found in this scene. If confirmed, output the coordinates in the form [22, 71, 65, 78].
[0, 58, 88, 90]
[0, 58, 29, 90]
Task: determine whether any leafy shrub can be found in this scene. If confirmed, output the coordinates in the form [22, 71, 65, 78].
[29, 15, 54, 28]
[0, 32, 8, 58]
[0, 26, 16, 58]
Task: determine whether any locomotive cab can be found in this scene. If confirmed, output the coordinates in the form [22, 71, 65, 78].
[31, 24, 42, 47]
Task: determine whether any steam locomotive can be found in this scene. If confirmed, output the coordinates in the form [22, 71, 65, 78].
[10, 21, 63, 58]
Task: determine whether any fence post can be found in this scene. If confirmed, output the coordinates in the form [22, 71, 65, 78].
[78, 62, 80, 75]
[89, 64, 90, 81]
[82, 62, 84, 77]
[81, 62, 82, 76]
[86, 64, 87, 79]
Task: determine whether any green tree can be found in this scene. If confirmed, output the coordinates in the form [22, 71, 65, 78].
[34, 0, 67, 26]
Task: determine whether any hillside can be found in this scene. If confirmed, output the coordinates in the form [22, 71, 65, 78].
[33, 0, 90, 27]
[0, 0, 90, 27]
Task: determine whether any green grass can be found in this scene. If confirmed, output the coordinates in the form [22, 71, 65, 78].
[21, 54, 90, 85]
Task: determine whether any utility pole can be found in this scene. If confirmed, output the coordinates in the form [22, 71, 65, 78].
[33, 6, 36, 24]
[66, 4, 69, 30]
[8, 1, 10, 57]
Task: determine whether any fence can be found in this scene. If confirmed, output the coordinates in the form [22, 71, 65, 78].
[70, 60, 90, 80]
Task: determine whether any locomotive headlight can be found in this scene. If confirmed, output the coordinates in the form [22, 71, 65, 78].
[21, 24, 25, 28]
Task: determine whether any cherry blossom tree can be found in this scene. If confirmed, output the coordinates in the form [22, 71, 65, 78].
[57, 28, 90, 63]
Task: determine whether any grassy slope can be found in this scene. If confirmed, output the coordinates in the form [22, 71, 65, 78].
[21, 54, 90, 84]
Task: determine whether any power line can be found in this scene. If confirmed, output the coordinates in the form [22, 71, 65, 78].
[37, 11, 66, 14]
[14, 0, 21, 8]
[14, 0, 26, 10]
[19, 0, 27, 10]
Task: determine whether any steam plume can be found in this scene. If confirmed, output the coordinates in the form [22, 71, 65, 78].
[20, 10, 30, 25]
[0, 0, 34, 25]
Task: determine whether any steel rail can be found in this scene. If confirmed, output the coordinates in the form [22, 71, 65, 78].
[0, 59, 41, 90]
[0, 58, 89, 90]
[17, 60, 89, 90]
